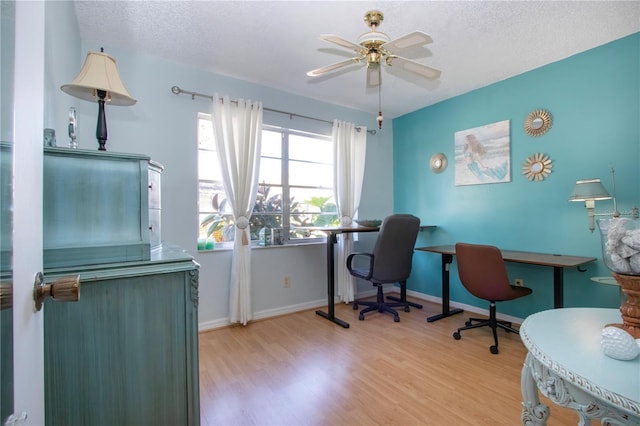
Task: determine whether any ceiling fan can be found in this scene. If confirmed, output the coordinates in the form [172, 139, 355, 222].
[307, 10, 441, 88]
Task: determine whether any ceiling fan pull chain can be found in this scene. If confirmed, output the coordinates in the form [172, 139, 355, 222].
[377, 75, 383, 130]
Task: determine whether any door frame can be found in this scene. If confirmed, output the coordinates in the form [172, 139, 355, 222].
[13, 1, 45, 424]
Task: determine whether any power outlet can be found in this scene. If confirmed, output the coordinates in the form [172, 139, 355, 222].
[515, 278, 524, 287]
[283, 276, 291, 288]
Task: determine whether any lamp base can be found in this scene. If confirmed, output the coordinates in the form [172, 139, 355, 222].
[96, 90, 108, 151]
[607, 273, 640, 338]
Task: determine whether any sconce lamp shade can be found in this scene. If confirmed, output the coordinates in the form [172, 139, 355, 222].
[568, 179, 612, 202]
[61, 51, 136, 106]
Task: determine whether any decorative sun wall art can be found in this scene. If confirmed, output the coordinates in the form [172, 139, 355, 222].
[454, 120, 511, 186]
[522, 153, 553, 181]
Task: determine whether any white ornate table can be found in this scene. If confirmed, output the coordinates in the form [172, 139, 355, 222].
[520, 308, 640, 425]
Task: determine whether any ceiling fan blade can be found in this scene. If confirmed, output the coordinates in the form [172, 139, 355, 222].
[320, 34, 363, 53]
[382, 31, 433, 52]
[366, 64, 381, 88]
[307, 57, 363, 77]
[385, 56, 441, 80]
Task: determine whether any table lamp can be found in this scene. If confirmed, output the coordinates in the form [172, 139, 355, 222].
[60, 49, 136, 151]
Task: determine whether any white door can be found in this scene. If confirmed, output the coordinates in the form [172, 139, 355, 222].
[6, 1, 45, 424]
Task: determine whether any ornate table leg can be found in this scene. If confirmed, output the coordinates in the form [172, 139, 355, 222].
[521, 352, 638, 425]
[521, 353, 550, 425]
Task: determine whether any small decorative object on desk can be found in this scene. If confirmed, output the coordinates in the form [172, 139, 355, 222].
[597, 218, 640, 338]
[43, 128, 56, 147]
[68, 107, 78, 148]
[353, 219, 382, 228]
[600, 326, 639, 360]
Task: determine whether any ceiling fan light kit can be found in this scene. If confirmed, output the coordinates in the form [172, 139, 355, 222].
[307, 10, 441, 130]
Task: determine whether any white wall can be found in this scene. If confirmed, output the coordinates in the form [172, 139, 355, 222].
[49, 40, 394, 328]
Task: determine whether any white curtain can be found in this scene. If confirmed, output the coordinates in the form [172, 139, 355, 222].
[210, 94, 263, 325]
[332, 120, 367, 303]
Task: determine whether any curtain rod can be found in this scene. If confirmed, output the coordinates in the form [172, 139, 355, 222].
[170, 86, 376, 135]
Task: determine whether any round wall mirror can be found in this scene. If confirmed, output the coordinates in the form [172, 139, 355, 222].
[429, 153, 447, 173]
[524, 109, 552, 137]
[522, 153, 553, 181]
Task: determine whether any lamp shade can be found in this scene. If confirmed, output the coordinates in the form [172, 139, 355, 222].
[61, 51, 136, 106]
[568, 178, 612, 202]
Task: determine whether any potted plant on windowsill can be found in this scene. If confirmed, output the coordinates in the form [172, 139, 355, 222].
[200, 193, 234, 244]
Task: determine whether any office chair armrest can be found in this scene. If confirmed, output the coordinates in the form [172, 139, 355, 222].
[346, 252, 375, 280]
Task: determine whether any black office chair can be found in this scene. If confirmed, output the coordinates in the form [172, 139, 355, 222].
[348, 214, 420, 322]
[453, 242, 533, 354]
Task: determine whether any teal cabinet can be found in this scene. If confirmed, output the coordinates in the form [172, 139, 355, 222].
[44, 246, 200, 426]
[43, 148, 152, 268]
[41, 149, 195, 425]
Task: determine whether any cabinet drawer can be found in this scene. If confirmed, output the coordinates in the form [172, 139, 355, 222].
[148, 160, 163, 209]
[149, 208, 161, 248]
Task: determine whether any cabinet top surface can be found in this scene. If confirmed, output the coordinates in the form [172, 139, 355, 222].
[44, 146, 151, 161]
[44, 244, 198, 280]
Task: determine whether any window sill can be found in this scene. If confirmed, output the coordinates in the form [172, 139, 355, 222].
[197, 239, 325, 252]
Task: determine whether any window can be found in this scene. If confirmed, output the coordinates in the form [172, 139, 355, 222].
[197, 113, 338, 248]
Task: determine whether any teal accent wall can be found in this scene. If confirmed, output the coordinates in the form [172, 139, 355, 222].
[394, 33, 640, 318]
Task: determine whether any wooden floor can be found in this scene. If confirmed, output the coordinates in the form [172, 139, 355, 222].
[199, 300, 578, 425]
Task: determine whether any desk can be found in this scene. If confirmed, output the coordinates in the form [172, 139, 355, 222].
[520, 308, 640, 425]
[416, 245, 596, 322]
[303, 225, 379, 328]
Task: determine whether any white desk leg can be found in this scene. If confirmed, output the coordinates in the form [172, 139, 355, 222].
[521, 353, 550, 425]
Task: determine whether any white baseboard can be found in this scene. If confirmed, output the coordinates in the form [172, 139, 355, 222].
[401, 287, 525, 325]
[198, 298, 327, 332]
[198, 286, 524, 332]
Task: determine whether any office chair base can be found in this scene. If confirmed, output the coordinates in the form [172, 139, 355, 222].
[386, 281, 423, 309]
[386, 295, 422, 309]
[453, 304, 519, 354]
[353, 285, 408, 322]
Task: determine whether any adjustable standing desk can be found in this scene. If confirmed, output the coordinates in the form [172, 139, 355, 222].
[416, 245, 596, 322]
[301, 225, 379, 328]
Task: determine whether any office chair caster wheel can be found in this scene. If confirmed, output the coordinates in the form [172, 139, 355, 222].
[453, 332, 461, 340]
[393, 315, 400, 322]
[359, 313, 365, 320]
[465, 320, 472, 327]
[404, 306, 410, 312]
[353, 303, 358, 310]
[490, 345, 499, 354]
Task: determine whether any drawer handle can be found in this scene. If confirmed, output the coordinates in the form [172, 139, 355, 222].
[33, 272, 80, 311]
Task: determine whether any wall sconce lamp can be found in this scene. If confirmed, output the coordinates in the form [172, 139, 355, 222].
[61, 49, 136, 151]
[569, 167, 639, 232]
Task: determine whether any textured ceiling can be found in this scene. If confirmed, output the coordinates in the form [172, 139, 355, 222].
[73, 1, 640, 119]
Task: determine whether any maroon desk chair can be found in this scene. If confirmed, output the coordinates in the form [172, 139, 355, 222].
[454, 242, 533, 354]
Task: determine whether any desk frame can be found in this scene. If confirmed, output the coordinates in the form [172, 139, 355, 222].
[307, 226, 379, 328]
[417, 245, 596, 323]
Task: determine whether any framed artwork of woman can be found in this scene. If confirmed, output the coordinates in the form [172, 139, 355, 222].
[454, 120, 510, 186]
